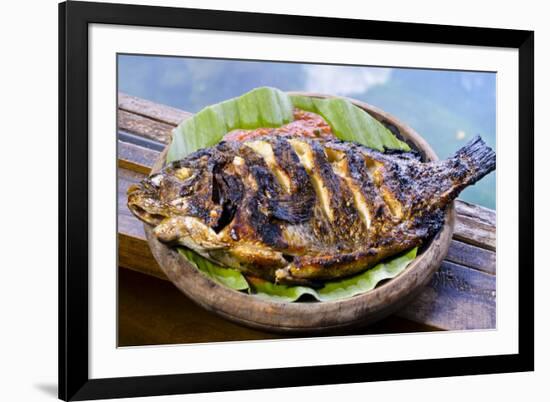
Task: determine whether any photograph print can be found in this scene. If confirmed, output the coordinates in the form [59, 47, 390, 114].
[117, 54, 496, 346]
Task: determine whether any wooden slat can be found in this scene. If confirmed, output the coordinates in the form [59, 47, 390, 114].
[118, 141, 159, 175]
[118, 110, 174, 144]
[119, 232, 165, 280]
[445, 240, 496, 275]
[118, 140, 156, 170]
[118, 267, 438, 347]
[118, 266, 284, 346]
[454, 214, 496, 251]
[397, 261, 496, 330]
[118, 92, 192, 126]
[455, 199, 496, 227]
[453, 199, 496, 251]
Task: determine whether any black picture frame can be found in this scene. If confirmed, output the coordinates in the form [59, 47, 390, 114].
[59, 1, 534, 400]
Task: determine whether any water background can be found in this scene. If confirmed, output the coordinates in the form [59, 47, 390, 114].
[118, 54, 496, 209]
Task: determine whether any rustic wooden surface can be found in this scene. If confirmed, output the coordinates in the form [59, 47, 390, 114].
[117, 93, 496, 344]
[118, 268, 441, 347]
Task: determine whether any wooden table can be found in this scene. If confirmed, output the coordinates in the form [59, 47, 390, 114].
[117, 93, 497, 347]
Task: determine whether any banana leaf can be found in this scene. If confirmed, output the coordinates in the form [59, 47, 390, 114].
[167, 87, 416, 302]
[167, 87, 294, 162]
[290, 95, 410, 151]
[177, 248, 249, 290]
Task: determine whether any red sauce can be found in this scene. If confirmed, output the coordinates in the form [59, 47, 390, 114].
[224, 109, 335, 142]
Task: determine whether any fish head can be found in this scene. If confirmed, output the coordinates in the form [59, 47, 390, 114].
[126, 173, 174, 226]
[127, 153, 237, 251]
[127, 155, 221, 230]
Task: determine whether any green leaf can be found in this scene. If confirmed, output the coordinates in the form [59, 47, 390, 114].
[247, 277, 318, 303]
[247, 248, 418, 302]
[315, 247, 418, 302]
[167, 87, 294, 162]
[177, 248, 249, 291]
[177, 245, 416, 302]
[167, 87, 417, 302]
[288, 93, 316, 111]
[290, 95, 410, 151]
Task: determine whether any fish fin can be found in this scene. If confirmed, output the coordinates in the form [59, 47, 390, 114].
[269, 198, 312, 224]
[276, 250, 377, 284]
[420, 135, 496, 210]
[275, 238, 421, 284]
[453, 135, 496, 185]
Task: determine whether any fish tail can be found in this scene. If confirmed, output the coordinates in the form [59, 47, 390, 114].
[452, 135, 496, 186]
[426, 136, 496, 209]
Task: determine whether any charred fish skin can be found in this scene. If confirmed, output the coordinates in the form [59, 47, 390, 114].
[127, 134, 496, 285]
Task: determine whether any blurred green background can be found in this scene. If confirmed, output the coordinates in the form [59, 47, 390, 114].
[118, 55, 496, 209]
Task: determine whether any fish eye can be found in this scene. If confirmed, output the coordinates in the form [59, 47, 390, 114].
[150, 174, 163, 188]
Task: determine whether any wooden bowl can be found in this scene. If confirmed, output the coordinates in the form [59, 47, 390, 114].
[144, 93, 455, 334]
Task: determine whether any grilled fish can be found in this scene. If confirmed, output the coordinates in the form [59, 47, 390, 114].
[128, 133, 495, 285]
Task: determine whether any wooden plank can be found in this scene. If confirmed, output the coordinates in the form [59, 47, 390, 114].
[455, 199, 496, 227]
[118, 140, 156, 170]
[397, 261, 496, 330]
[118, 109, 174, 144]
[118, 267, 438, 347]
[454, 214, 496, 251]
[453, 199, 496, 251]
[118, 92, 192, 126]
[119, 232, 165, 280]
[118, 266, 284, 346]
[445, 239, 496, 275]
[118, 141, 159, 175]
